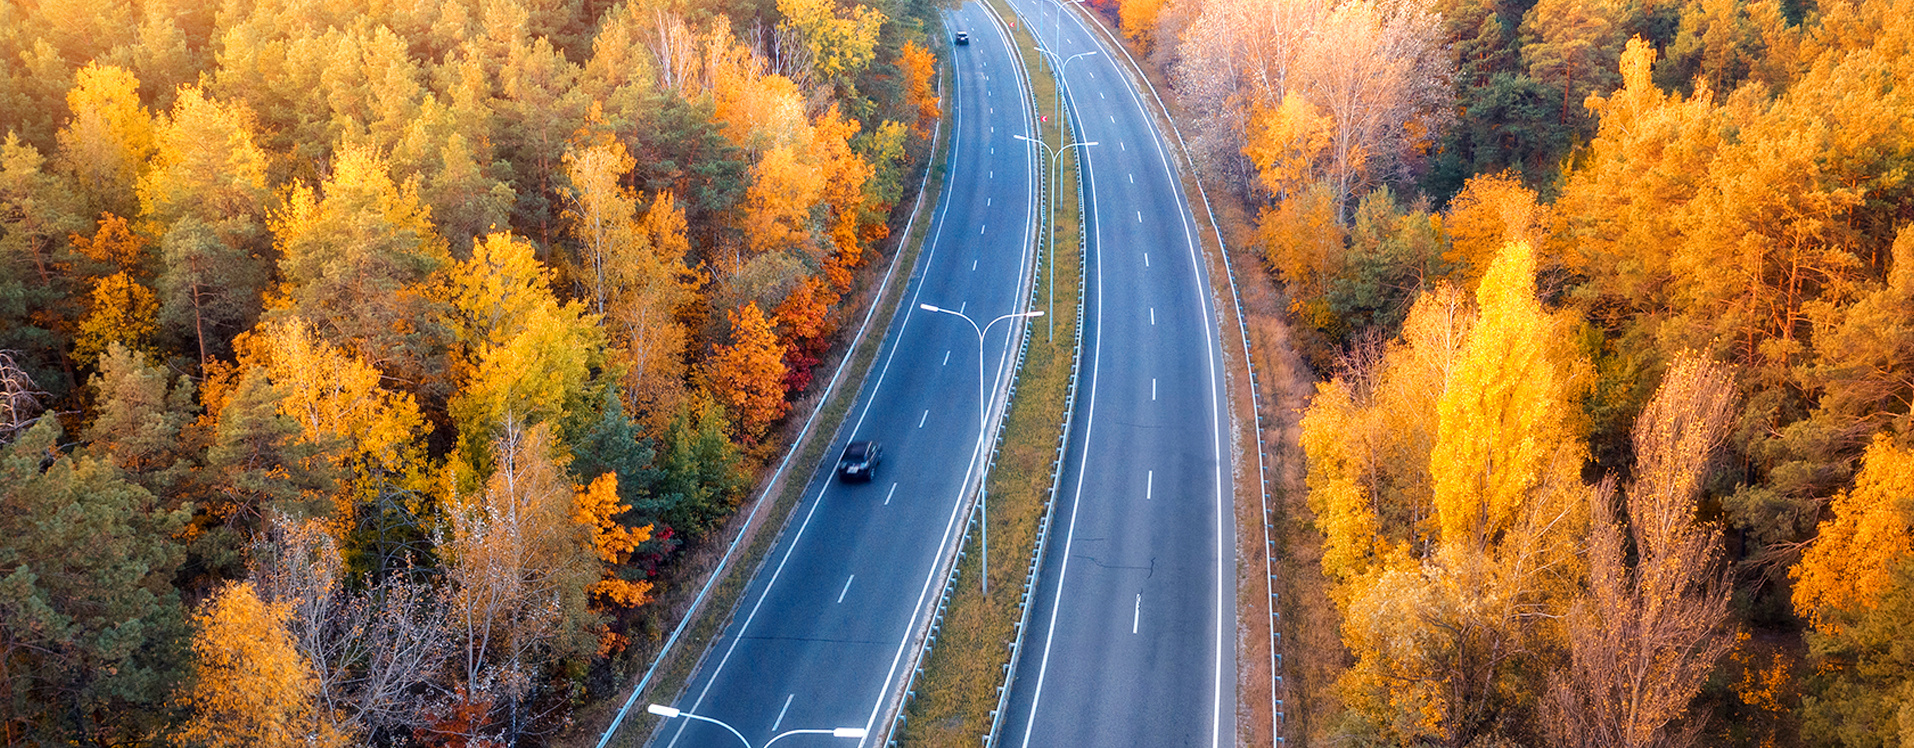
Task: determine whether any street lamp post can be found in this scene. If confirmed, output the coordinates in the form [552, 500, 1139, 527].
[1013, 134, 1095, 342]
[919, 303, 1043, 594]
[645, 704, 867, 747]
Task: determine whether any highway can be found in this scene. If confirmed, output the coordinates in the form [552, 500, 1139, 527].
[993, 1, 1238, 745]
[639, 3, 1043, 746]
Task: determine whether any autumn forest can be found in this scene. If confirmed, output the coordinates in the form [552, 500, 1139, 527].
[1155, 0, 1914, 741]
[3, 0, 1913, 743]
[0, 0, 940, 743]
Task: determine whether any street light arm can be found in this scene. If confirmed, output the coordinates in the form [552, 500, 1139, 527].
[920, 303, 984, 338]
[1034, 48, 1098, 65]
[985, 310, 1045, 335]
[647, 705, 751, 748]
[764, 728, 870, 746]
[1013, 134, 1055, 158]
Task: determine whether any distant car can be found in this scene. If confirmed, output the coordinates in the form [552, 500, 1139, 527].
[955, 30, 969, 45]
[837, 440, 882, 482]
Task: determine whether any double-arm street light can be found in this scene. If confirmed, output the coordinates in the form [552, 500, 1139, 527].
[1013, 134, 1096, 342]
[919, 303, 1044, 594]
[645, 704, 867, 747]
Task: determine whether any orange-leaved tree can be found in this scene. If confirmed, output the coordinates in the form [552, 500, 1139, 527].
[811, 105, 873, 288]
[898, 41, 941, 139]
[71, 213, 160, 365]
[1120, 0, 1167, 51]
[573, 473, 653, 608]
[74, 271, 159, 367]
[1243, 95, 1332, 202]
[705, 301, 788, 444]
[773, 275, 835, 395]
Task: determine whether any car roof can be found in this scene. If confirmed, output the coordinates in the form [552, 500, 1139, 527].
[843, 440, 873, 458]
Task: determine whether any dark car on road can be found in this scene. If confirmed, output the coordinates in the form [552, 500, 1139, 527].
[955, 30, 969, 45]
[837, 440, 882, 482]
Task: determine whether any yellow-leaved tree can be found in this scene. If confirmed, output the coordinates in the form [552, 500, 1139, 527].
[177, 581, 348, 748]
[57, 62, 154, 218]
[1299, 283, 1475, 602]
[561, 141, 699, 418]
[1327, 240, 1589, 746]
[776, 0, 885, 90]
[1243, 96, 1333, 202]
[248, 317, 432, 529]
[439, 232, 604, 476]
[1430, 239, 1586, 550]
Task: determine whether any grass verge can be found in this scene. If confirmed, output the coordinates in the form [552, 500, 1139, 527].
[894, 1, 1084, 743]
[561, 55, 962, 748]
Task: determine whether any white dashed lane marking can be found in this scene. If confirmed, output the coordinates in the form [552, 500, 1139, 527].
[773, 694, 795, 731]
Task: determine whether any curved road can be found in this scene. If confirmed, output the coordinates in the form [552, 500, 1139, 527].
[995, 2, 1237, 746]
[637, 4, 1043, 746]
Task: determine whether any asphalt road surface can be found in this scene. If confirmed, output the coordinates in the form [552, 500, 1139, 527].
[992, 1, 1238, 745]
[642, 4, 1043, 746]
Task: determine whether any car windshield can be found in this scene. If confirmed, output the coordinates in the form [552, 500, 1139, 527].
[843, 443, 869, 460]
